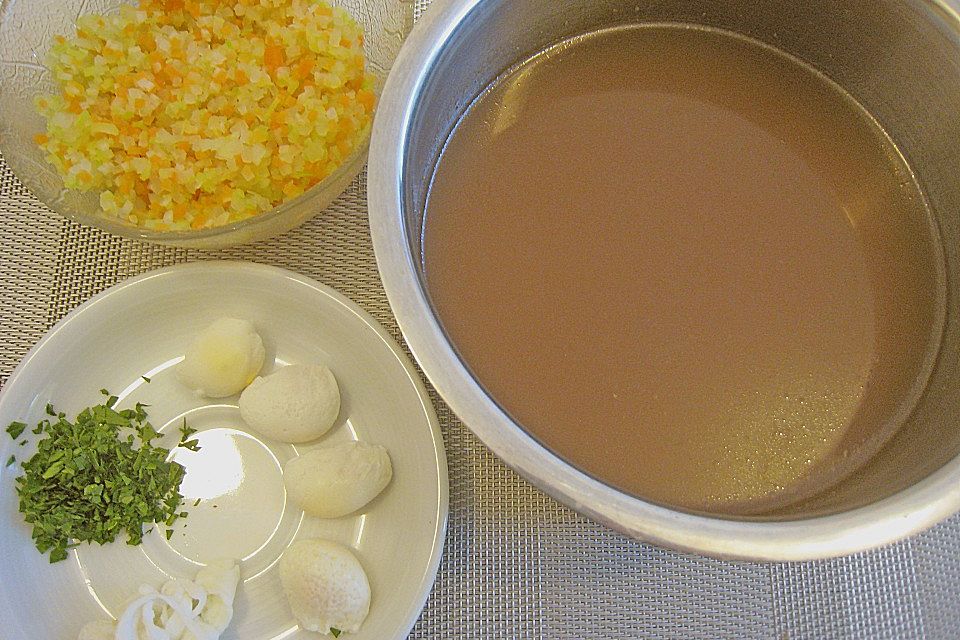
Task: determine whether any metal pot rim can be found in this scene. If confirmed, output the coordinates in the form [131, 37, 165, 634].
[368, 0, 960, 561]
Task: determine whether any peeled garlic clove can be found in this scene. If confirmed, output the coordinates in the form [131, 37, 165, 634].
[283, 441, 392, 518]
[239, 363, 340, 443]
[176, 318, 265, 398]
[280, 539, 370, 635]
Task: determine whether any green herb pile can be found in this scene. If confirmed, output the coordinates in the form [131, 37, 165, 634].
[5, 391, 200, 563]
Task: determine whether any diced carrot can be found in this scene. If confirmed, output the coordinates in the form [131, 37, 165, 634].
[264, 44, 285, 71]
[138, 34, 157, 53]
[296, 57, 315, 79]
[356, 89, 375, 111]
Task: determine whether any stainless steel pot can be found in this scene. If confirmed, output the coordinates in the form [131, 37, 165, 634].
[368, 0, 960, 560]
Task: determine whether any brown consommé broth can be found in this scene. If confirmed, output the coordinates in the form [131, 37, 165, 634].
[421, 25, 944, 514]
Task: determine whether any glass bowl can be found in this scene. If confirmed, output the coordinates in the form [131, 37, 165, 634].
[0, 0, 412, 249]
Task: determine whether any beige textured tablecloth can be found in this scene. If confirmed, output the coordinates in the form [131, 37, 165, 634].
[2, 1, 960, 636]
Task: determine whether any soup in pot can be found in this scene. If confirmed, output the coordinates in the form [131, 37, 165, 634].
[422, 25, 944, 514]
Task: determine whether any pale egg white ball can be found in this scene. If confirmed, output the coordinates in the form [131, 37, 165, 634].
[284, 441, 392, 518]
[239, 363, 340, 443]
[176, 318, 265, 398]
[279, 539, 371, 635]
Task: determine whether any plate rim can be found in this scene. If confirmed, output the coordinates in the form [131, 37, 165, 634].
[0, 259, 450, 640]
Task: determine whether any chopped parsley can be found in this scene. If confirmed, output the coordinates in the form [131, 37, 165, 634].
[330, 629, 342, 638]
[179, 419, 200, 452]
[6, 396, 199, 563]
[6, 422, 25, 440]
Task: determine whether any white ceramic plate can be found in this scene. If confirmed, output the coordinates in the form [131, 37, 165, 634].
[0, 261, 448, 639]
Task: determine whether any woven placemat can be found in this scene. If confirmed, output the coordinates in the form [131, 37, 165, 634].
[2, 2, 960, 638]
